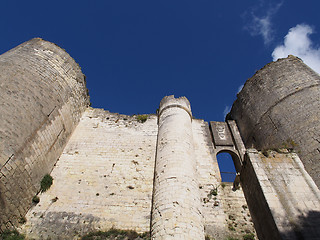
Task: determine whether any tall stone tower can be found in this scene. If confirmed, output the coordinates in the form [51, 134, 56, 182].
[151, 96, 204, 239]
[228, 55, 320, 188]
[0, 38, 89, 229]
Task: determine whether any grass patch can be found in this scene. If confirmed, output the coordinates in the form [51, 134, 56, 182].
[81, 228, 150, 240]
[40, 174, 53, 192]
[136, 115, 148, 123]
[0, 230, 25, 240]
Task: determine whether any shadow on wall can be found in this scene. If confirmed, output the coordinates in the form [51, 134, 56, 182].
[282, 210, 320, 239]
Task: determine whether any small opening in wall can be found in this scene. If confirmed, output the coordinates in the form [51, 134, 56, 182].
[217, 152, 237, 182]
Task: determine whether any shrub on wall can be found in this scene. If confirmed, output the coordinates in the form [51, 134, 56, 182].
[136, 115, 148, 123]
[0, 230, 25, 240]
[40, 174, 53, 192]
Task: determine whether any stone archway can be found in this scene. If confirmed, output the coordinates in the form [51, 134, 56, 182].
[216, 150, 239, 182]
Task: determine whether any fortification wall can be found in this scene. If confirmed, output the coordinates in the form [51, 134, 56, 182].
[220, 183, 256, 239]
[20, 108, 158, 239]
[195, 120, 256, 240]
[19, 102, 257, 240]
[242, 149, 320, 240]
[0, 38, 89, 230]
[192, 119, 227, 239]
[229, 55, 320, 188]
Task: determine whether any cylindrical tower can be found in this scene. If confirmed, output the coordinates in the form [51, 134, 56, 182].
[151, 96, 204, 240]
[0, 38, 89, 230]
[228, 55, 320, 188]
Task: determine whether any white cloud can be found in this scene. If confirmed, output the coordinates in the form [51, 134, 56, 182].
[223, 85, 243, 119]
[237, 84, 244, 94]
[244, 1, 283, 45]
[250, 15, 273, 44]
[223, 106, 231, 119]
[272, 24, 320, 73]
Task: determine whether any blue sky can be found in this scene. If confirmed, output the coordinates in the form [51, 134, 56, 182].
[1, 1, 319, 121]
[1, 1, 319, 181]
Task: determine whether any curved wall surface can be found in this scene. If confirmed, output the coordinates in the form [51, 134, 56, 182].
[151, 96, 204, 240]
[0, 38, 89, 230]
[229, 55, 320, 188]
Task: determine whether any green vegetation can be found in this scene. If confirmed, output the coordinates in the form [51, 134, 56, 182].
[32, 195, 40, 204]
[228, 225, 236, 231]
[0, 230, 25, 240]
[261, 148, 282, 157]
[262, 138, 298, 157]
[136, 115, 148, 123]
[208, 186, 218, 198]
[40, 174, 53, 192]
[205, 235, 214, 240]
[282, 138, 298, 150]
[81, 228, 150, 240]
[243, 233, 255, 240]
[18, 217, 26, 224]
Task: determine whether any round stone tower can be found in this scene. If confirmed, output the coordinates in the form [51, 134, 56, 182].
[228, 55, 320, 188]
[0, 38, 89, 230]
[151, 96, 204, 240]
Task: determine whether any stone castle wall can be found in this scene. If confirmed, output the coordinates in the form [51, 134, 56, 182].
[0, 38, 89, 230]
[0, 39, 319, 240]
[229, 55, 320, 188]
[241, 149, 320, 240]
[19, 102, 256, 240]
[20, 108, 158, 239]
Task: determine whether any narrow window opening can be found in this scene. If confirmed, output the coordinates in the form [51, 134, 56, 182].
[217, 152, 237, 182]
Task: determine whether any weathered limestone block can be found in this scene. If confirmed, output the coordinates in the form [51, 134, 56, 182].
[242, 149, 320, 240]
[151, 96, 205, 240]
